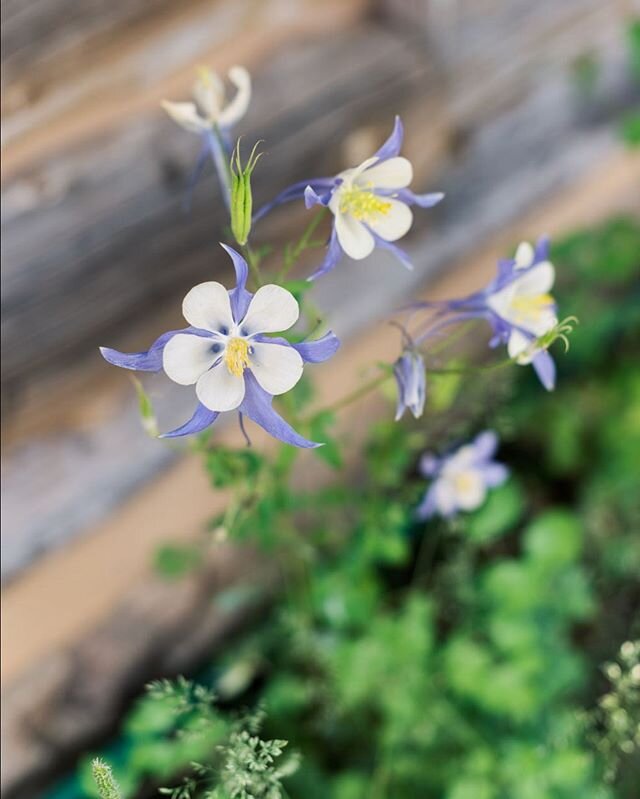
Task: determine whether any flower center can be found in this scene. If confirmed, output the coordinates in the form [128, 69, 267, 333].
[453, 471, 477, 495]
[510, 293, 554, 322]
[339, 187, 392, 222]
[224, 337, 250, 377]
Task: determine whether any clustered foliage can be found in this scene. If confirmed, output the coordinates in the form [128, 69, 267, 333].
[78, 21, 640, 798]
[77, 218, 640, 799]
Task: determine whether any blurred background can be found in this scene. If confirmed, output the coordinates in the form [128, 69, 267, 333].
[2, 1, 639, 797]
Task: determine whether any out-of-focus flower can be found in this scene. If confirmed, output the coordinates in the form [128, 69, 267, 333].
[415, 237, 561, 390]
[163, 66, 251, 207]
[254, 117, 443, 279]
[416, 431, 508, 519]
[100, 245, 339, 447]
[393, 349, 426, 421]
[485, 239, 558, 389]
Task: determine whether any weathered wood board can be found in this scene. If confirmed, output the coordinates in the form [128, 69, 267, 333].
[2, 0, 637, 581]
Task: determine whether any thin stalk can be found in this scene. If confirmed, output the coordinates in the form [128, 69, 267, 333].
[278, 208, 328, 282]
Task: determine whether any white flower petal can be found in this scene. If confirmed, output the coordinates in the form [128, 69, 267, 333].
[196, 363, 245, 411]
[366, 198, 413, 242]
[337, 157, 380, 187]
[218, 66, 251, 128]
[249, 342, 304, 395]
[240, 284, 299, 334]
[508, 329, 534, 362]
[358, 157, 413, 189]
[334, 212, 375, 259]
[433, 479, 458, 516]
[444, 445, 477, 473]
[182, 282, 235, 333]
[514, 241, 535, 269]
[161, 101, 208, 133]
[163, 334, 218, 385]
[512, 261, 555, 296]
[193, 69, 224, 120]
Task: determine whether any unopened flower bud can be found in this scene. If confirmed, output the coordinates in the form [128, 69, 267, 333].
[230, 140, 262, 246]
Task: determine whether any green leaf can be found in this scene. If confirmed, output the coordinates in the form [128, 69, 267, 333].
[465, 480, 525, 544]
[620, 111, 640, 148]
[429, 368, 463, 411]
[524, 510, 583, 567]
[204, 447, 263, 488]
[154, 543, 201, 580]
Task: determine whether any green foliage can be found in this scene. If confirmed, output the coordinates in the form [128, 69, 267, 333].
[628, 19, 640, 82]
[60, 216, 640, 798]
[620, 111, 640, 148]
[204, 447, 264, 489]
[588, 640, 640, 784]
[465, 479, 524, 544]
[155, 543, 202, 579]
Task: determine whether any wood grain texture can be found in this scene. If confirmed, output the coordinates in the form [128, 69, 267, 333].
[2, 1, 637, 583]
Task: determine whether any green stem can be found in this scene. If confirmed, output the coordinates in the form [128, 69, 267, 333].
[315, 370, 394, 418]
[278, 208, 328, 282]
[242, 242, 263, 288]
[212, 123, 234, 190]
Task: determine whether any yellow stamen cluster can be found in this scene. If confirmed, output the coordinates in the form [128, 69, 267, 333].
[224, 337, 250, 377]
[454, 471, 476, 495]
[339, 187, 392, 222]
[510, 293, 555, 320]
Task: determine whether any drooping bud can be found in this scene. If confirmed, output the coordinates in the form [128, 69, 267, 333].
[393, 349, 426, 421]
[230, 140, 262, 246]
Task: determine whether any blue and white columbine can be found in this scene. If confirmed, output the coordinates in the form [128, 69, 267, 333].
[417, 431, 508, 520]
[163, 66, 251, 207]
[100, 245, 339, 447]
[254, 117, 443, 279]
[416, 237, 559, 391]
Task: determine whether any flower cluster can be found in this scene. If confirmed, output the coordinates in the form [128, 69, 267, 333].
[102, 62, 572, 478]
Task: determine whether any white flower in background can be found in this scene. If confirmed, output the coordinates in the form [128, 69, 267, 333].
[162, 65, 251, 133]
[162, 66, 251, 207]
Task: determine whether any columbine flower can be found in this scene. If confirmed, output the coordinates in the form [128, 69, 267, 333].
[163, 66, 251, 207]
[254, 116, 443, 279]
[393, 349, 426, 421]
[100, 245, 339, 447]
[416, 431, 508, 520]
[415, 237, 560, 390]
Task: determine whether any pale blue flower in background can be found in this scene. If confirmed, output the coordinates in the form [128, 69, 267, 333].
[100, 245, 339, 447]
[417, 431, 508, 519]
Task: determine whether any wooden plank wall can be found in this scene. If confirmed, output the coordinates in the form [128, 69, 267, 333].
[1, 1, 639, 793]
[2, 0, 636, 582]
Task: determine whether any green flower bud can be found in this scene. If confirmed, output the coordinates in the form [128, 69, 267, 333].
[230, 140, 262, 247]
